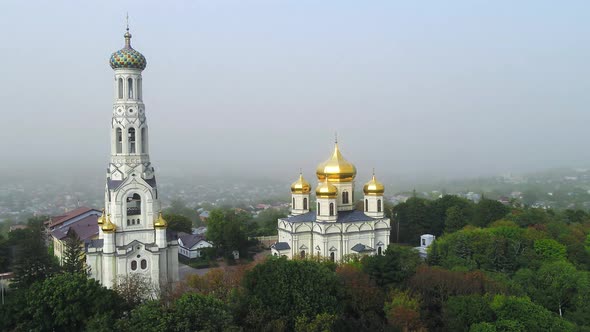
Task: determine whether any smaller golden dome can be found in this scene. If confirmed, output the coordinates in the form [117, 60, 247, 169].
[316, 178, 338, 198]
[291, 173, 311, 194]
[363, 173, 385, 196]
[97, 209, 105, 225]
[154, 211, 167, 229]
[102, 214, 117, 233]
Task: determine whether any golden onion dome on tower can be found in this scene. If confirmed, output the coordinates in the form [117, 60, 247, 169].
[316, 143, 357, 182]
[363, 173, 385, 196]
[291, 172, 311, 194]
[154, 211, 168, 228]
[97, 209, 105, 225]
[101, 214, 117, 233]
[316, 177, 338, 198]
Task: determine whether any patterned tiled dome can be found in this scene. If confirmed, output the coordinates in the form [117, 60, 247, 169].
[109, 30, 147, 70]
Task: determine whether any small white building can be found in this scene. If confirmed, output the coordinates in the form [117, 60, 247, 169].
[414, 234, 435, 259]
[178, 233, 213, 259]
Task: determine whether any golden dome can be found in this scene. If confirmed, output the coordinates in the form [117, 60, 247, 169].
[363, 173, 385, 196]
[316, 143, 357, 182]
[101, 214, 117, 233]
[291, 173, 311, 194]
[316, 178, 338, 198]
[154, 211, 167, 228]
[97, 209, 105, 225]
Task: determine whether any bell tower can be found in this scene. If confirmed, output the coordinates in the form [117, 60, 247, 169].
[86, 24, 178, 290]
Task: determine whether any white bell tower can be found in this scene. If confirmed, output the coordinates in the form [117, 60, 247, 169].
[86, 24, 178, 290]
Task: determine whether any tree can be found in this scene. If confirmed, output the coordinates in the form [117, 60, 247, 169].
[473, 199, 509, 228]
[361, 244, 421, 287]
[0, 233, 10, 273]
[393, 197, 437, 244]
[164, 213, 193, 234]
[384, 289, 424, 331]
[254, 208, 288, 236]
[116, 300, 171, 332]
[62, 230, 89, 275]
[443, 295, 494, 332]
[236, 257, 341, 330]
[170, 293, 235, 332]
[489, 295, 574, 331]
[334, 264, 386, 330]
[22, 273, 123, 331]
[11, 223, 58, 289]
[533, 239, 567, 261]
[206, 208, 251, 258]
[113, 273, 159, 309]
[445, 206, 469, 233]
[517, 260, 588, 318]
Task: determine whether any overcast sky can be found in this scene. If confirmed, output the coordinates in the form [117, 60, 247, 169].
[0, 1, 589, 186]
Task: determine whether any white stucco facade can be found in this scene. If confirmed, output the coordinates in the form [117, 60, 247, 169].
[86, 29, 178, 290]
[272, 143, 391, 260]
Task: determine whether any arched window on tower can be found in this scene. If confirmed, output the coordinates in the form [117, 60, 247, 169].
[128, 78, 134, 99]
[303, 198, 308, 210]
[330, 252, 335, 262]
[342, 191, 349, 204]
[137, 78, 142, 100]
[292, 197, 295, 209]
[116, 128, 122, 154]
[378, 246, 382, 256]
[317, 202, 321, 215]
[128, 128, 136, 153]
[377, 199, 382, 212]
[365, 199, 368, 212]
[140, 127, 146, 154]
[118, 78, 123, 99]
[329, 203, 334, 216]
[127, 193, 141, 217]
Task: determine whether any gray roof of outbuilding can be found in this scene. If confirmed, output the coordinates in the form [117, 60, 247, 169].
[280, 210, 375, 223]
[351, 243, 375, 253]
[179, 233, 207, 249]
[51, 215, 99, 241]
[271, 242, 291, 250]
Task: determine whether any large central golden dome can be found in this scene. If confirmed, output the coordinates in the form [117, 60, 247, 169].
[316, 143, 357, 182]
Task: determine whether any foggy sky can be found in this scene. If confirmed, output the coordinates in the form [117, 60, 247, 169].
[1, 1, 589, 187]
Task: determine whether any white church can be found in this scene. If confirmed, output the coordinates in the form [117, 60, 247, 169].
[86, 27, 179, 288]
[272, 142, 391, 261]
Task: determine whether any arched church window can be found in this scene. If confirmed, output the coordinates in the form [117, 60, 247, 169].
[365, 199, 368, 212]
[131, 260, 137, 271]
[377, 199, 382, 212]
[132, 219, 136, 225]
[127, 193, 141, 216]
[127, 219, 130, 226]
[118, 78, 123, 99]
[128, 78, 133, 99]
[116, 128, 122, 154]
[378, 246, 382, 256]
[330, 252, 335, 262]
[303, 198, 308, 210]
[300, 250, 305, 259]
[141, 127, 146, 154]
[128, 128, 136, 154]
[342, 191, 349, 204]
[137, 78, 142, 100]
[293, 197, 295, 209]
[317, 202, 321, 215]
[140, 259, 147, 269]
[329, 203, 334, 216]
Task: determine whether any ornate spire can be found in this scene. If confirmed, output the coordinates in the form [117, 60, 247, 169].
[124, 13, 132, 48]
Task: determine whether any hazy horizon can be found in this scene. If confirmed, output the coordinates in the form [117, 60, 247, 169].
[1, 1, 589, 185]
